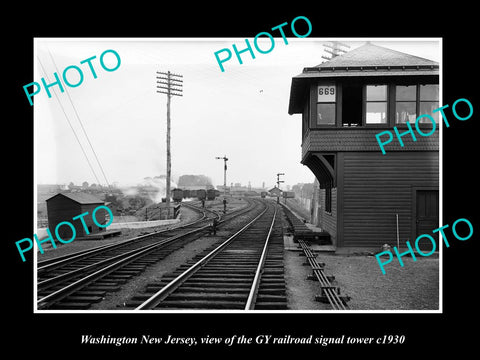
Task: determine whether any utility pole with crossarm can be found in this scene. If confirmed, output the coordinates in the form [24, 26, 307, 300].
[321, 41, 350, 62]
[157, 70, 183, 218]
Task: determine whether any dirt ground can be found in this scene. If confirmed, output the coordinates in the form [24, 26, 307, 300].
[280, 201, 439, 311]
[324, 253, 439, 310]
[284, 245, 439, 311]
[284, 247, 331, 310]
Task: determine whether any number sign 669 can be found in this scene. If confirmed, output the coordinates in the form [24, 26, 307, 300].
[317, 85, 336, 102]
[318, 87, 334, 96]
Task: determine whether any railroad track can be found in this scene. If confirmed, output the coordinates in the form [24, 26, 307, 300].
[281, 203, 349, 310]
[36, 198, 257, 310]
[129, 201, 287, 311]
[37, 201, 213, 271]
[297, 239, 349, 310]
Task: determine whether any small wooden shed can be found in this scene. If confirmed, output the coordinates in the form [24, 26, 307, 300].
[46, 192, 106, 239]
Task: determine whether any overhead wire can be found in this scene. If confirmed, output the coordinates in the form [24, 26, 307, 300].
[46, 46, 111, 190]
[36, 55, 103, 187]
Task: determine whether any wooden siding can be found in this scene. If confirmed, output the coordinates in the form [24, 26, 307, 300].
[302, 128, 439, 161]
[340, 151, 439, 247]
[317, 187, 337, 246]
[47, 197, 105, 238]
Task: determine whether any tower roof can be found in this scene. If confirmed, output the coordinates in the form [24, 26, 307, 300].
[312, 42, 438, 69]
[288, 42, 439, 115]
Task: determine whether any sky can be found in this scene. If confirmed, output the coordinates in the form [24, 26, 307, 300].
[34, 38, 441, 190]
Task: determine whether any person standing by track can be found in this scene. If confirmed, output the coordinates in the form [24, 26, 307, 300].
[211, 218, 218, 236]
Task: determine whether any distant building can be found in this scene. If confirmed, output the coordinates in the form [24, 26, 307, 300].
[268, 187, 282, 197]
[282, 191, 295, 199]
[46, 192, 107, 238]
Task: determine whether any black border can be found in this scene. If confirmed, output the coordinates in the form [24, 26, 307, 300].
[6, 5, 478, 356]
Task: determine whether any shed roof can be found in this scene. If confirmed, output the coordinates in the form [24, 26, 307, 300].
[268, 187, 282, 194]
[288, 42, 439, 114]
[46, 192, 104, 204]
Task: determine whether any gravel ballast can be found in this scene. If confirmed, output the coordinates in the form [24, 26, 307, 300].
[322, 253, 439, 310]
[284, 247, 439, 311]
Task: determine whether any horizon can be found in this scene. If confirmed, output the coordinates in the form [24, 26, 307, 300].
[34, 38, 441, 191]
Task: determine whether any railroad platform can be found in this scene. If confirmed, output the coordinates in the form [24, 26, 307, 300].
[281, 202, 335, 252]
[109, 218, 180, 230]
[76, 230, 122, 240]
[284, 234, 336, 252]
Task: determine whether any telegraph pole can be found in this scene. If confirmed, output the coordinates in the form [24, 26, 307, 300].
[157, 71, 183, 218]
[321, 41, 350, 61]
[215, 155, 228, 196]
[276, 172, 285, 204]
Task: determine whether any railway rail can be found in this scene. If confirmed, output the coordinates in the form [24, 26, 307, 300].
[36, 198, 256, 310]
[131, 201, 287, 310]
[37, 201, 213, 270]
[297, 239, 349, 310]
[281, 203, 349, 310]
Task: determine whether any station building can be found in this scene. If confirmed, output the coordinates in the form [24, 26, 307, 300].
[288, 42, 439, 250]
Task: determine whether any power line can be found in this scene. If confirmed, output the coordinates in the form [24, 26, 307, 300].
[46, 47, 111, 189]
[36, 56, 102, 186]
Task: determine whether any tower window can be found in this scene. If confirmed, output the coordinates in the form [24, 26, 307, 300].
[419, 84, 439, 123]
[365, 85, 388, 124]
[316, 103, 336, 125]
[342, 83, 362, 126]
[315, 84, 336, 126]
[394, 84, 439, 124]
[396, 85, 417, 123]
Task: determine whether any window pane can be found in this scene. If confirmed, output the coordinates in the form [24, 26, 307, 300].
[396, 102, 416, 123]
[420, 84, 439, 101]
[317, 103, 335, 125]
[366, 85, 387, 101]
[420, 101, 439, 123]
[366, 102, 387, 124]
[396, 85, 417, 101]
